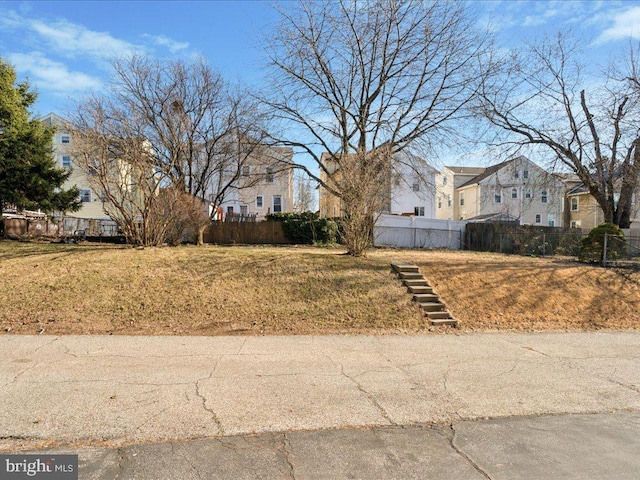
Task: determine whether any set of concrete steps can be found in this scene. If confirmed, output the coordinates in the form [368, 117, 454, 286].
[390, 263, 458, 327]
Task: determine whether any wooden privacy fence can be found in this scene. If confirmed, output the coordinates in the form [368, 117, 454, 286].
[203, 220, 291, 245]
[1, 217, 60, 238]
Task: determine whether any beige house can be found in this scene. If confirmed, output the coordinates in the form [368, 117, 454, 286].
[437, 156, 564, 226]
[318, 153, 343, 218]
[218, 147, 294, 220]
[435, 166, 486, 221]
[566, 184, 640, 230]
[42, 113, 109, 219]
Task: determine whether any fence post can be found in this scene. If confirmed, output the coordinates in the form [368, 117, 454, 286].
[602, 233, 608, 267]
[413, 227, 417, 249]
[543, 234, 546, 256]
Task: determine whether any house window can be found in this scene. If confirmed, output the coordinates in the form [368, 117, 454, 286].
[443, 177, 447, 186]
[414, 206, 425, 216]
[571, 220, 582, 228]
[511, 188, 517, 199]
[60, 134, 70, 144]
[459, 192, 465, 206]
[62, 155, 71, 168]
[256, 195, 263, 208]
[437, 196, 442, 209]
[547, 214, 555, 227]
[523, 170, 529, 179]
[494, 191, 502, 204]
[412, 179, 420, 192]
[227, 206, 234, 214]
[525, 189, 532, 199]
[571, 197, 579, 211]
[240, 205, 248, 215]
[241, 165, 250, 177]
[79, 189, 91, 203]
[535, 214, 541, 224]
[447, 194, 451, 207]
[515, 170, 519, 179]
[273, 195, 282, 213]
[265, 167, 274, 183]
[541, 190, 548, 204]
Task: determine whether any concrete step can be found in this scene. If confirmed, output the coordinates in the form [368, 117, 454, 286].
[390, 263, 419, 274]
[418, 302, 446, 312]
[399, 272, 424, 280]
[403, 279, 429, 287]
[407, 286, 433, 295]
[425, 311, 453, 320]
[413, 294, 440, 303]
[429, 318, 458, 327]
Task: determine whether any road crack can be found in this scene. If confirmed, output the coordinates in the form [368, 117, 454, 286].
[340, 366, 396, 425]
[449, 423, 492, 479]
[278, 432, 296, 480]
[195, 358, 224, 434]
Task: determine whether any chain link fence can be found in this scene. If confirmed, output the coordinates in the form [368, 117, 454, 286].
[602, 234, 640, 268]
[463, 223, 583, 257]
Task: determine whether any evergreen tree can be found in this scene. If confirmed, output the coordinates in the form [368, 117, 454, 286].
[0, 57, 80, 217]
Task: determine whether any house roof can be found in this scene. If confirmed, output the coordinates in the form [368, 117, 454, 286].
[458, 157, 525, 189]
[444, 166, 486, 175]
[466, 212, 519, 223]
[566, 184, 590, 196]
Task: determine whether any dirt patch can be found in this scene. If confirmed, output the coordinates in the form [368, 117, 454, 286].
[1, 242, 638, 335]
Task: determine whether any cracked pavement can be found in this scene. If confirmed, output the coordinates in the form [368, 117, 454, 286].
[1, 332, 640, 478]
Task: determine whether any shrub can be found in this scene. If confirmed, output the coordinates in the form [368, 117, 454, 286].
[266, 212, 338, 244]
[579, 223, 625, 263]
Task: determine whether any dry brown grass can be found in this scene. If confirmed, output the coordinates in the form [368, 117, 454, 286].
[1, 241, 639, 335]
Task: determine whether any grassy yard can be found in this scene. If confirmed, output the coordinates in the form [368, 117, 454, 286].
[1, 241, 639, 335]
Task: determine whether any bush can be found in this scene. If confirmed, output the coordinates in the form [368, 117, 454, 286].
[579, 223, 625, 263]
[266, 212, 338, 244]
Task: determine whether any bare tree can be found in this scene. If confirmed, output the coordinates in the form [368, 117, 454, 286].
[478, 34, 640, 228]
[262, 0, 489, 255]
[73, 55, 275, 244]
[71, 98, 169, 246]
[111, 56, 268, 199]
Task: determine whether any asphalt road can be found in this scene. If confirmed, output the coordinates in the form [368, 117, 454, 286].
[1, 332, 639, 479]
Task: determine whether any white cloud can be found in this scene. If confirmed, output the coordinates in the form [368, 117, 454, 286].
[522, 15, 547, 27]
[0, 10, 142, 61]
[141, 34, 190, 53]
[29, 18, 140, 60]
[8, 52, 103, 93]
[596, 6, 640, 43]
[0, 9, 25, 29]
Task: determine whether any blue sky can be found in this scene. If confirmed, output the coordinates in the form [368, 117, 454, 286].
[2, 0, 639, 116]
[1, 0, 640, 167]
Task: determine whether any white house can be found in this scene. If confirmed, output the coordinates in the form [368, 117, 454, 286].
[389, 151, 438, 217]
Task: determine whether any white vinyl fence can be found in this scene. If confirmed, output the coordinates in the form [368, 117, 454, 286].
[374, 214, 466, 250]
